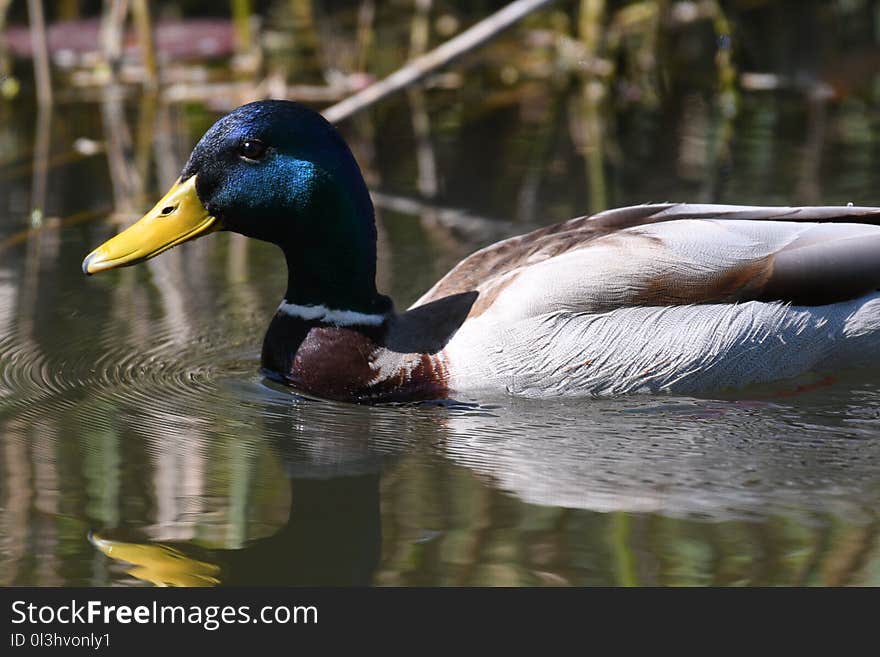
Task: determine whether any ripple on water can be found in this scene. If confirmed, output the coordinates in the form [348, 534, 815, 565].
[0, 319, 252, 430]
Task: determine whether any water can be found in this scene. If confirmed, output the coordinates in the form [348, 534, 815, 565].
[3, 36, 880, 586]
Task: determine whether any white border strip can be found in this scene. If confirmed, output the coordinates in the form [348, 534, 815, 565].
[277, 301, 387, 327]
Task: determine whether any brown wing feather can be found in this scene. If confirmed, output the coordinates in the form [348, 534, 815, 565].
[415, 204, 674, 305]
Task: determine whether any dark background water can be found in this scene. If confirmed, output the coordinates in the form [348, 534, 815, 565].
[1, 0, 880, 586]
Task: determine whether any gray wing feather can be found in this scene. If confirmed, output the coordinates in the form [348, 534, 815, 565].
[417, 203, 880, 308]
[762, 233, 880, 305]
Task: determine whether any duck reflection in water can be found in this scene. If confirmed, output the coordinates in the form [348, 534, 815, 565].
[90, 390, 407, 587]
[92, 472, 382, 586]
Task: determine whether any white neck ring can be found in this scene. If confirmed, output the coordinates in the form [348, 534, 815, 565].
[277, 301, 387, 327]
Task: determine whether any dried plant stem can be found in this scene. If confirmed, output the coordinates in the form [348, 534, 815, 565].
[26, 0, 52, 106]
[131, 0, 157, 88]
[323, 0, 558, 123]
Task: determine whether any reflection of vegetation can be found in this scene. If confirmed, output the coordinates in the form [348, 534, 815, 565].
[2, 380, 880, 585]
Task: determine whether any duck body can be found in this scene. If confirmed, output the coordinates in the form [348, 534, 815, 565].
[83, 100, 880, 403]
[443, 289, 880, 397]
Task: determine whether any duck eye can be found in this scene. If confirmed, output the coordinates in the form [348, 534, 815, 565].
[239, 139, 268, 161]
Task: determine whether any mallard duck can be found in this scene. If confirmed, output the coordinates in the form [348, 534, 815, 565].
[83, 100, 880, 403]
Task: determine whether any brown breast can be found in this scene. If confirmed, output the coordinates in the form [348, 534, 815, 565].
[261, 314, 450, 403]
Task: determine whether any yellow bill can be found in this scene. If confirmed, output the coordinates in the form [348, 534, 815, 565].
[90, 533, 220, 587]
[82, 176, 218, 275]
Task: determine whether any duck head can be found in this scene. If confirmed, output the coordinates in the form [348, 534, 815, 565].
[82, 100, 386, 314]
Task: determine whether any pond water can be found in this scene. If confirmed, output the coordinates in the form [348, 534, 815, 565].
[3, 24, 880, 585]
